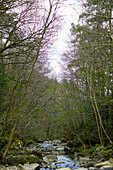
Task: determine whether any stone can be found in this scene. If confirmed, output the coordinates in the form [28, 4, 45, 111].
[11, 140, 23, 150]
[89, 167, 98, 170]
[18, 163, 40, 170]
[94, 161, 111, 168]
[86, 160, 95, 167]
[100, 165, 113, 170]
[43, 154, 58, 163]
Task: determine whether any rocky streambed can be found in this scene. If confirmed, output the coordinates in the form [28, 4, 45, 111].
[0, 140, 113, 170]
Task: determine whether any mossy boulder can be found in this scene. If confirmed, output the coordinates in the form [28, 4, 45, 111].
[11, 139, 23, 150]
[2, 154, 42, 165]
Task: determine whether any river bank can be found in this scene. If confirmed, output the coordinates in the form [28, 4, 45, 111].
[0, 140, 113, 170]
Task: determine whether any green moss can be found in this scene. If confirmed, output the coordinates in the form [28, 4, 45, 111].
[2, 155, 42, 165]
[11, 139, 23, 150]
[77, 149, 89, 157]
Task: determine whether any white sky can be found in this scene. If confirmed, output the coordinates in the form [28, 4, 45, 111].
[48, 0, 82, 81]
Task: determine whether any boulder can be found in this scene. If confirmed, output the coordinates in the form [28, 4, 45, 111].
[18, 163, 40, 170]
[43, 154, 58, 163]
[89, 167, 98, 170]
[94, 161, 111, 168]
[11, 140, 23, 150]
[100, 165, 113, 170]
[3, 154, 42, 165]
[86, 160, 95, 168]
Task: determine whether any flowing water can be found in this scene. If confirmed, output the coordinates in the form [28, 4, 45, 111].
[40, 141, 83, 170]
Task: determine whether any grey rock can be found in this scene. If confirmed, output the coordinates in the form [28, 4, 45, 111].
[89, 167, 98, 170]
[100, 165, 113, 170]
[94, 161, 111, 168]
[43, 154, 58, 163]
[18, 163, 40, 170]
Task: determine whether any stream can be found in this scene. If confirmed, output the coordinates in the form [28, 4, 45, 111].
[38, 140, 84, 170]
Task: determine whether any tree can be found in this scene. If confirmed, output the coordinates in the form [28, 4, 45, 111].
[62, 0, 113, 145]
[0, 0, 63, 158]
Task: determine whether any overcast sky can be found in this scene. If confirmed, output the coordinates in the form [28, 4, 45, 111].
[48, 0, 82, 81]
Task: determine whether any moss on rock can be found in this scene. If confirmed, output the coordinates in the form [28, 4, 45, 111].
[2, 154, 42, 165]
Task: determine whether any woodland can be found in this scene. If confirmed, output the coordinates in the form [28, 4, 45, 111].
[0, 0, 113, 159]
